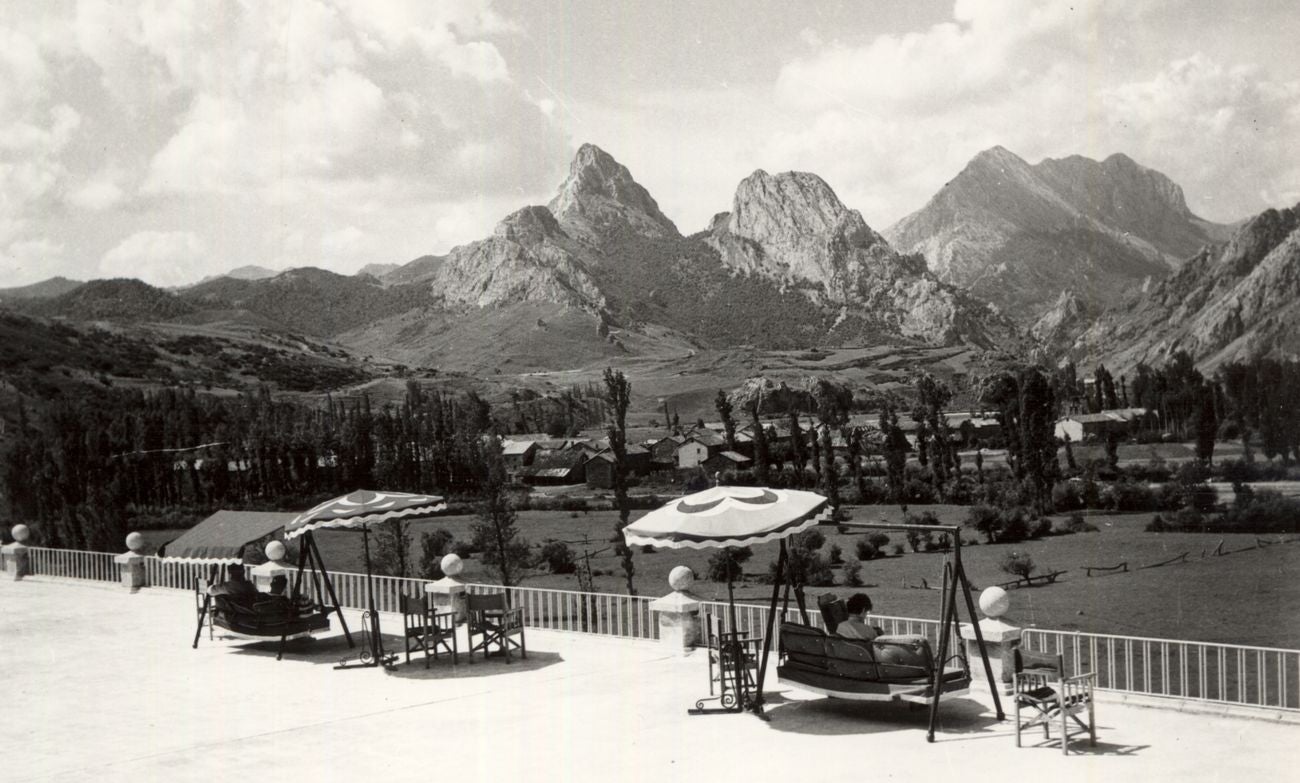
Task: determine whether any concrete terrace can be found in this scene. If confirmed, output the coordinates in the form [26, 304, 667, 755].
[2, 575, 1294, 783]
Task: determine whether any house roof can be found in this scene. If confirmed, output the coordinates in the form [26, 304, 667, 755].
[501, 440, 538, 456]
[707, 451, 751, 464]
[687, 429, 726, 448]
[519, 450, 585, 478]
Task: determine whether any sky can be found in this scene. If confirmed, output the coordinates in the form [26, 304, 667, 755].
[1, 0, 1298, 288]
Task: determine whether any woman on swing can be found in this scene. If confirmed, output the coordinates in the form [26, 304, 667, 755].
[836, 593, 882, 641]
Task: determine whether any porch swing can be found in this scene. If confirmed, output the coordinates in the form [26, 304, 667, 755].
[161, 510, 353, 660]
[768, 519, 1004, 741]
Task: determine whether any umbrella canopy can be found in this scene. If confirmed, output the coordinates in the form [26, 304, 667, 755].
[623, 486, 830, 550]
[284, 490, 446, 540]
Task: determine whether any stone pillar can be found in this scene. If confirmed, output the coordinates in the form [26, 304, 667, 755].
[250, 540, 293, 592]
[649, 566, 703, 655]
[2, 524, 33, 580]
[426, 553, 468, 622]
[114, 531, 148, 592]
[959, 586, 1022, 699]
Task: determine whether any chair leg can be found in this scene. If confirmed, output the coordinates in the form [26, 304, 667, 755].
[1060, 700, 1068, 755]
[1088, 699, 1096, 746]
[1014, 698, 1021, 747]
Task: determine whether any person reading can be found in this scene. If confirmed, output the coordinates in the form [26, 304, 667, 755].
[836, 592, 881, 641]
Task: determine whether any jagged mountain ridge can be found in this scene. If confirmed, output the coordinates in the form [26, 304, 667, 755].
[886, 147, 1229, 320]
[1067, 203, 1300, 373]
[707, 169, 1015, 347]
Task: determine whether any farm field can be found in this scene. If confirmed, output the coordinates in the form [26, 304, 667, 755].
[283, 504, 1300, 649]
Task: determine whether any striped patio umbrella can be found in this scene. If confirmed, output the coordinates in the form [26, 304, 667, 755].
[623, 485, 831, 715]
[285, 490, 446, 668]
[622, 486, 830, 550]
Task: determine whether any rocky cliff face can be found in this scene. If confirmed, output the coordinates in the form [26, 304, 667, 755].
[547, 143, 679, 246]
[430, 205, 605, 310]
[886, 147, 1228, 320]
[708, 169, 1014, 346]
[1068, 203, 1300, 372]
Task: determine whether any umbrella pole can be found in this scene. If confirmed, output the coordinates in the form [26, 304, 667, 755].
[363, 527, 382, 665]
[725, 568, 746, 711]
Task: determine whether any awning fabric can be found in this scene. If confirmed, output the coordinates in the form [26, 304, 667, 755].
[161, 510, 298, 563]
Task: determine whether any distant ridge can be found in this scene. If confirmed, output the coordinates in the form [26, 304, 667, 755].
[886, 147, 1230, 321]
[1066, 202, 1300, 373]
[0, 276, 84, 302]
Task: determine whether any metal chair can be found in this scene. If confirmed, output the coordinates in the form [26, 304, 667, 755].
[466, 593, 526, 663]
[701, 611, 759, 708]
[401, 594, 458, 667]
[1013, 648, 1096, 754]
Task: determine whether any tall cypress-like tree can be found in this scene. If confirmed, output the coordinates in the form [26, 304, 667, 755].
[603, 367, 636, 595]
[749, 401, 770, 484]
[714, 389, 738, 452]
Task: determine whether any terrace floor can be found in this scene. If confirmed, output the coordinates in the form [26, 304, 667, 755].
[2, 575, 1294, 782]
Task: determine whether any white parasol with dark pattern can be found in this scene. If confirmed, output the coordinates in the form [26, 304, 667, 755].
[622, 486, 831, 550]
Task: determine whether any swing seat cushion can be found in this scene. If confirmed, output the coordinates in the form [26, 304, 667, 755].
[212, 594, 330, 638]
[780, 623, 935, 682]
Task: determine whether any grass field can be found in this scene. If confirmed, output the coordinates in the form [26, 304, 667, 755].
[278, 504, 1300, 649]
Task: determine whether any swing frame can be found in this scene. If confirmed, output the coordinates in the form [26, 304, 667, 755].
[192, 530, 353, 661]
[754, 519, 1005, 741]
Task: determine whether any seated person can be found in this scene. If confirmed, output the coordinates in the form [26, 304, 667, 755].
[836, 592, 881, 641]
[208, 563, 258, 598]
[266, 574, 289, 597]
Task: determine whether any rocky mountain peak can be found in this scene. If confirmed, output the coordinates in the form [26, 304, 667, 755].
[547, 143, 678, 243]
[727, 170, 880, 248]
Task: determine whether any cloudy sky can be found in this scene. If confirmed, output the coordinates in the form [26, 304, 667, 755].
[2, 0, 1297, 288]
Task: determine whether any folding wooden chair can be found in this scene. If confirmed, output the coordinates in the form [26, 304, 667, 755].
[1013, 648, 1096, 754]
[466, 593, 526, 663]
[401, 594, 458, 668]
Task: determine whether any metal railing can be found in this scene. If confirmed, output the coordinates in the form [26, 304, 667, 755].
[1023, 628, 1300, 711]
[18, 545, 1300, 712]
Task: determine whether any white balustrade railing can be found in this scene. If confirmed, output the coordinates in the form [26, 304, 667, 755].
[1023, 628, 1300, 711]
[18, 545, 1300, 712]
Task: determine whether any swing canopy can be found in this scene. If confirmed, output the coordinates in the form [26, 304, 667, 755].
[622, 486, 832, 549]
[161, 510, 297, 563]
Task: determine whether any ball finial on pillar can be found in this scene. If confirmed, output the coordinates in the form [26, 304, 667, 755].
[440, 553, 464, 577]
[979, 586, 1011, 619]
[668, 565, 694, 592]
[125, 531, 145, 553]
[264, 540, 287, 562]
[11, 524, 30, 543]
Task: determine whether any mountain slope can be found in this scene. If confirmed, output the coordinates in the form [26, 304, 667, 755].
[0, 277, 84, 302]
[181, 267, 430, 336]
[21, 279, 196, 322]
[886, 147, 1228, 319]
[1067, 203, 1300, 372]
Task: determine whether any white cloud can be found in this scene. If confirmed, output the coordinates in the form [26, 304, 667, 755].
[0, 237, 71, 284]
[67, 168, 126, 211]
[100, 230, 208, 286]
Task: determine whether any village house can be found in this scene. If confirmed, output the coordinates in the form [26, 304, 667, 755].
[1053, 408, 1152, 442]
[649, 434, 686, 468]
[518, 450, 586, 486]
[583, 444, 652, 489]
[500, 439, 538, 473]
[701, 450, 751, 476]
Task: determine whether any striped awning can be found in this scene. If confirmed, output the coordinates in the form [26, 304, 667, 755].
[160, 510, 298, 564]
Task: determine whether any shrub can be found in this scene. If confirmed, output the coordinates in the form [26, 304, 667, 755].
[1063, 513, 1097, 533]
[795, 528, 826, 551]
[452, 541, 475, 559]
[906, 528, 922, 552]
[856, 541, 878, 561]
[892, 543, 905, 556]
[828, 543, 843, 565]
[1104, 480, 1157, 512]
[842, 556, 863, 587]
[964, 505, 1002, 543]
[1051, 481, 1084, 512]
[418, 529, 455, 579]
[1000, 550, 1036, 580]
[1031, 517, 1054, 539]
[640, 544, 656, 554]
[926, 533, 952, 552]
[867, 532, 890, 551]
[706, 546, 753, 583]
[539, 541, 577, 574]
[1146, 514, 1167, 532]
